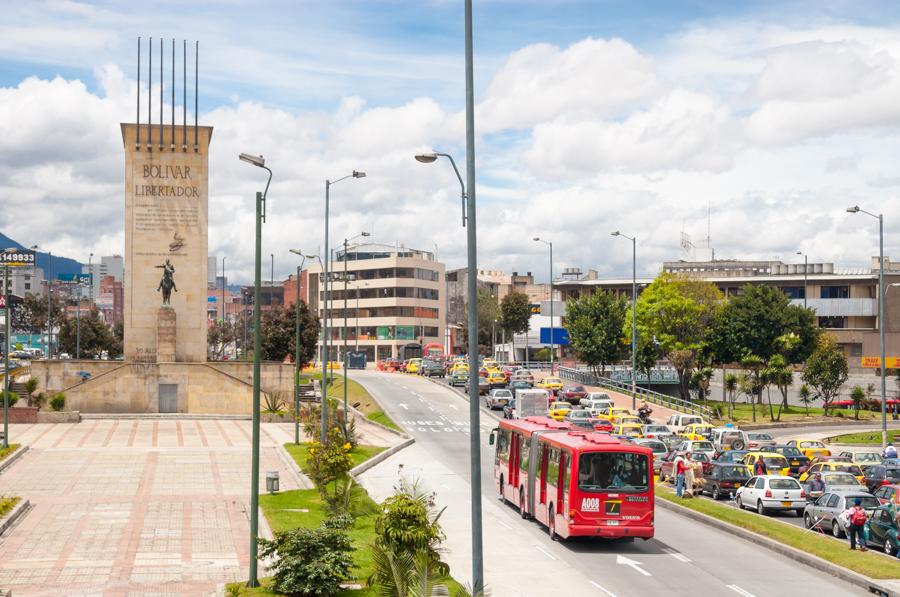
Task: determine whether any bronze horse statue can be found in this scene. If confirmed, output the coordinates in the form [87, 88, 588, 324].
[156, 259, 177, 305]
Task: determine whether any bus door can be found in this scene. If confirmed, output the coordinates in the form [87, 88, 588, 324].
[510, 432, 520, 487]
[539, 444, 549, 505]
[559, 450, 570, 515]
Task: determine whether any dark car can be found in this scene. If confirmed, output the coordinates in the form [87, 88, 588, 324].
[468, 376, 490, 396]
[558, 385, 587, 404]
[563, 409, 597, 430]
[863, 464, 900, 493]
[421, 360, 445, 378]
[700, 463, 752, 500]
[714, 450, 749, 464]
[866, 505, 900, 554]
[509, 380, 533, 395]
[772, 445, 811, 476]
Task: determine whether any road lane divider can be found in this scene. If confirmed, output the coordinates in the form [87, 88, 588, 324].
[727, 585, 756, 597]
[663, 548, 691, 563]
[534, 545, 558, 561]
[589, 580, 618, 597]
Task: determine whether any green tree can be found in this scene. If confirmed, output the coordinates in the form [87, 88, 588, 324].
[260, 304, 320, 363]
[500, 291, 531, 363]
[765, 354, 794, 422]
[850, 385, 866, 420]
[566, 290, 626, 376]
[207, 320, 236, 360]
[802, 333, 849, 416]
[57, 309, 119, 358]
[798, 383, 813, 416]
[724, 373, 739, 420]
[459, 290, 501, 355]
[634, 338, 659, 385]
[634, 273, 723, 399]
[740, 354, 765, 422]
[690, 366, 714, 408]
[258, 524, 354, 596]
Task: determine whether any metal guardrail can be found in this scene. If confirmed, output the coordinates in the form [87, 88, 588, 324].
[606, 368, 679, 384]
[558, 366, 714, 420]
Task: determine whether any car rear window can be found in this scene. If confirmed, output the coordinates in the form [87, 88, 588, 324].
[644, 441, 666, 452]
[837, 465, 863, 476]
[720, 465, 749, 477]
[763, 457, 789, 468]
[886, 469, 900, 481]
[692, 442, 714, 451]
[750, 433, 773, 440]
[801, 441, 826, 448]
[822, 473, 857, 485]
[778, 447, 803, 457]
[769, 478, 800, 490]
[854, 496, 881, 509]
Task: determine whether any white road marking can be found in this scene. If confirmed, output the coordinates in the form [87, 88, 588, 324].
[534, 545, 558, 561]
[727, 585, 756, 597]
[398, 403, 408, 410]
[589, 581, 618, 597]
[663, 548, 691, 563]
[448, 404, 458, 410]
[496, 518, 512, 530]
[616, 555, 651, 577]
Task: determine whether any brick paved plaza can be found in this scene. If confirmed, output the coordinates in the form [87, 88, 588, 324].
[0, 419, 310, 596]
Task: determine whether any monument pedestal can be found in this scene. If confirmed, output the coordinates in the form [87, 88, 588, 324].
[157, 307, 176, 362]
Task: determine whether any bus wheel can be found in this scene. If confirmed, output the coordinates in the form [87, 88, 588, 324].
[548, 508, 557, 541]
[519, 488, 527, 519]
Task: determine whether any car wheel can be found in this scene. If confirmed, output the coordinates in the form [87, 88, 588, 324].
[548, 507, 557, 541]
[832, 520, 844, 538]
[804, 513, 813, 529]
[520, 488, 527, 519]
[736, 496, 744, 510]
[757, 500, 766, 516]
[712, 485, 721, 500]
[886, 539, 895, 556]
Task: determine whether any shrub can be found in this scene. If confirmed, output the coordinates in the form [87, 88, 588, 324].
[262, 390, 286, 413]
[323, 512, 354, 530]
[32, 392, 48, 409]
[306, 430, 353, 505]
[50, 393, 65, 412]
[0, 391, 18, 407]
[257, 525, 353, 596]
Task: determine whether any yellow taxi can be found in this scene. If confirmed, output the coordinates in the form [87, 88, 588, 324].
[486, 369, 507, 387]
[596, 407, 634, 425]
[548, 401, 572, 421]
[799, 461, 865, 484]
[482, 358, 499, 369]
[679, 423, 714, 441]
[839, 450, 883, 472]
[785, 438, 831, 459]
[537, 376, 564, 392]
[405, 358, 423, 374]
[742, 452, 791, 476]
[450, 363, 469, 375]
[614, 423, 644, 438]
[616, 415, 643, 427]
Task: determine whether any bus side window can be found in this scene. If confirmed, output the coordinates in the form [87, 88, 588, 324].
[497, 429, 510, 464]
[520, 438, 531, 472]
[562, 450, 571, 490]
[547, 448, 559, 487]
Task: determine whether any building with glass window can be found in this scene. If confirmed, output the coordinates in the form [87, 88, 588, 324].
[553, 256, 900, 370]
[305, 242, 446, 364]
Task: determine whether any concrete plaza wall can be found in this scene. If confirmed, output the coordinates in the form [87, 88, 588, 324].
[30, 360, 295, 414]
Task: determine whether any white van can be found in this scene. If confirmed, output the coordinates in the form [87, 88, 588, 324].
[665, 413, 708, 433]
[579, 391, 612, 407]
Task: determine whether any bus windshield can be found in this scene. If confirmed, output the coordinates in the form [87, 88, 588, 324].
[578, 452, 649, 493]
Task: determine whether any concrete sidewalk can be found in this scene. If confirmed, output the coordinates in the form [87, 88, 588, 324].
[357, 442, 595, 596]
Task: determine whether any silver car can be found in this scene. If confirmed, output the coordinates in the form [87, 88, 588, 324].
[485, 388, 513, 410]
[803, 490, 880, 538]
[633, 439, 668, 473]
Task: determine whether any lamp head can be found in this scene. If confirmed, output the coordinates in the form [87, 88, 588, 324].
[532, 237, 540, 242]
[846, 206, 860, 213]
[289, 248, 303, 256]
[361, 231, 371, 237]
[415, 152, 438, 164]
[239, 153, 266, 168]
[611, 231, 620, 237]
[352, 170, 366, 178]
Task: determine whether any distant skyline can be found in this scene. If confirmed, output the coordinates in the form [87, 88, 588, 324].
[2, 1, 900, 284]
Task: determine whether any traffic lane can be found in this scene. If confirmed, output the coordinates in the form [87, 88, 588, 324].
[356, 372, 867, 596]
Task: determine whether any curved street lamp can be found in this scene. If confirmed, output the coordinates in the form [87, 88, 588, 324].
[612, 231, 637, 409]
[533, 237, 555, 372]
[238, 151, 272, 589]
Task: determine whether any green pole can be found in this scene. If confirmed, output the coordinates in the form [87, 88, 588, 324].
[343, 238, 349, 437]
[295, 263, 301, 445]
[248, 187, 266, 587]
[3, 264, 9, 449]
[322, 181, 330, 445]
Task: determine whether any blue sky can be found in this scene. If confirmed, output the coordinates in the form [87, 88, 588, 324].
[2, 1, 900, 283]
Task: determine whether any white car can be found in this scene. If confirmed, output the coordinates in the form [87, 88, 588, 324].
[580, 392, 612, 407]
[673, 440, 716, 459]
[642, 424, 674, 440]
[665, 413, 708, 433]
[736, 475, 806, 516]
[485, 388, 513, 410]
[585, 398, 615, 416]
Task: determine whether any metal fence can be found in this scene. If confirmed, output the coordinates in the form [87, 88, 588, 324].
[558, 366, 714, 420]
[606, 367, 679, 384]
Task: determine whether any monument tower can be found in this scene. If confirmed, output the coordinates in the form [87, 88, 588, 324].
[122, 37, 212, 363]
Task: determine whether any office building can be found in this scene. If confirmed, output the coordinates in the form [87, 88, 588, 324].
[306, 242, 445, 363]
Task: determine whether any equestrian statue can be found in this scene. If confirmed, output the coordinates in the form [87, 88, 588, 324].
[156, 259, 178, 305]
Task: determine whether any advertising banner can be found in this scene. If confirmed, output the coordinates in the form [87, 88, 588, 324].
[0, 249, 35, 268]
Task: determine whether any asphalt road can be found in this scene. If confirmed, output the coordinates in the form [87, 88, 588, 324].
[352, 371, 867, 597]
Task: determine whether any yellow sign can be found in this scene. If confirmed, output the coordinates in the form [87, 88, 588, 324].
[861, 357, 900, 369]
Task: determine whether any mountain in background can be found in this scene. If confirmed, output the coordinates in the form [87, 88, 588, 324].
[0, 232, 84, 278]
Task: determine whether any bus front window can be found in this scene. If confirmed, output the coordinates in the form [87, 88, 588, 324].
[578, 453, 649, 493]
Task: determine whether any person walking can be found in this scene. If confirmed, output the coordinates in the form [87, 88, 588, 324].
[845, 498, 869, 551]
[754, 457, 768, 476]
[684, 454, 699, 498]
[673, 453, 686, 498]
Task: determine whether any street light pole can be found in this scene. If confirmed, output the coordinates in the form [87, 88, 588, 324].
[238, 152, 272, 589]
[3, 263, 9, 449]
[321, 172, 365, 445]
[341, 233, 369, 430]
[612, 232, 638, 409]
[47, 250, 52, 359]
[796, 251, 808, 309]
[222, 256, 226, 323]
[847, 206, 888, 451]
[533, 238, 554, 372]
[289, 249, 308, 446]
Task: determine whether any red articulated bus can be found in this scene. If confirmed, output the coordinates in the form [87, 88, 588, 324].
[491, 416, 654, 541]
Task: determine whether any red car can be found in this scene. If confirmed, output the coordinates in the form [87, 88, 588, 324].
[558, 384, 587, 404]
[874, 484, 900, 506]
[659, 451, 713, 482]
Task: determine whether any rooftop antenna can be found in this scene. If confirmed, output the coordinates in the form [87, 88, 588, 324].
[147, 36, 151, 151]
[182, 39, 186, 150]
[159, 36, 163, 150]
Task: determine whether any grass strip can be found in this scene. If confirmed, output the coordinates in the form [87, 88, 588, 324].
[0, 496, 20, 519]
[656, 485, 900, 579]
[826, 431, 898, 445]
[0, 443, 20, 463]
[283, 443, 386, 474]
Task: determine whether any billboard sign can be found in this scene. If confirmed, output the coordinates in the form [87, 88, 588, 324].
[540, 327, 570, 346]
[530, 303, 541, 314]
[0, 249, 35, 268]
[57, 273, 91, 284]
[396, 326, 415, 340]
[861, 356, 900, 369]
